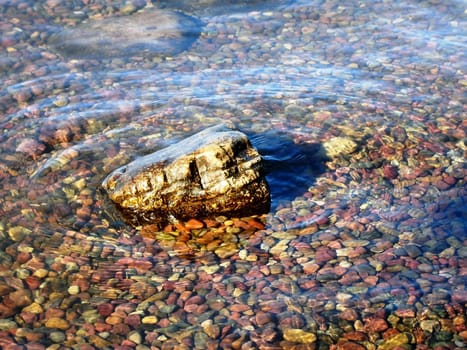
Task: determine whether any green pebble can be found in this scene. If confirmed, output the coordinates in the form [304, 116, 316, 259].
[50, 331, 66, 343]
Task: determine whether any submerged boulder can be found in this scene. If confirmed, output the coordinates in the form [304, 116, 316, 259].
[102, 124, 270, 227]
[48, 8, 202, 59]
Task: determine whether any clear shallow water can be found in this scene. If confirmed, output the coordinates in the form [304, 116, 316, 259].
[0, 0, 466, 348]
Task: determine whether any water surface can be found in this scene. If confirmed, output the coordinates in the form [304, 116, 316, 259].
[0, 0, 466, 348]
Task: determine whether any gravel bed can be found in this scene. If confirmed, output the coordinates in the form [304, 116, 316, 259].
[0, 0, 466, 349]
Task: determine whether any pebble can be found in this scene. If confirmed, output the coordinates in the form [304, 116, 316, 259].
[282, 328, 317, 343]
[377, 332, 410, 350]
[214, 243, 238, 259]
[105, 315, 123, 325]
[67, 285, 80, 295]
[128, 331, 142, 344]
[141, 316, 158, 324]
[49, 331, 66, 343]
[201, 319, 220, 339]
[8, 226, 32, 242]
[255, 311, 273, 326]
[0, 319, 17, 331]
[22, 302, 43, 314]
[363, 317, 388, 332]
[33, 269, 49, 278]
[420, 320, 440, 333]
[45, 317, 70, 330]
[185, 218, 204, 230]
[417, 263, 433, 273]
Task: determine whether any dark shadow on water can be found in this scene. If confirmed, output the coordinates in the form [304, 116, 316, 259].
[246, 129, 328, 210]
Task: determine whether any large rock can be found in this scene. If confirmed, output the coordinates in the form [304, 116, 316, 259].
[102, 124, 270, 227]
[48, 8, 202, 59]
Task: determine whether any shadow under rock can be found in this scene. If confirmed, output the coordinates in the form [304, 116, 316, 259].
[246, 129, 328, 211]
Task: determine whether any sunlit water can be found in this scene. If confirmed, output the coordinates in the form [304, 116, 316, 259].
[0, 0, 466, 348]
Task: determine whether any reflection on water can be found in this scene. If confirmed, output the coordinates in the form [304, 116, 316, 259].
[0, 0, 466, 348]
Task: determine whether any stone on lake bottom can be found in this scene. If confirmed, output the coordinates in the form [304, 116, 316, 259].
[377, 332, 411, 350]
[102, 124, 270, 227]
[45, 317, 70, 330]
[282, 328, 317, 343]
[48, 8, 202, 59]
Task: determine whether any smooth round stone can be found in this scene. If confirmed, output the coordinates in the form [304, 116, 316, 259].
[417, 263, 433, 273]
[283, 328, 317, 344]
[0, 319, 17, 331]
[82, 310, 100, 323]
[141, 316, 158, 324]
[420, 320, 440, 333]
[458, 247, 467, 258]
[50, 331, 66, 343]
[377, 332, 410, 350]
[22, 302, 43, 314]
[128, 331, 142, 344]
[405, 244, 422, 258]
[45, 317, 70, 330]
[33, 269, 49, 278]
[201, 319, 220, 339]
[15, 268, 31, 279]
[342, 239, 369, 247]
[48, 8, 202, 59]
[136, 346, 151, 350]
[68, 285, 80, 295]
[8, 226, 32, 242]
[194, 331, 209, 349]
[336, 247, 354, 257]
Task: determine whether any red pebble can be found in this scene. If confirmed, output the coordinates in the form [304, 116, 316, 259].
[157, 318, 171, 328]
[343, 331, 368, 341]
[248, 218, 265, 230]
[339, 308, 359, 321]
[94, 322, 112, 333]
[97, 303, 113, 317]
[185, 218, 204, 230]
[16, 252, 32, 264]
[125, 314, 141, 328]
[364, 317, 388, 332]
[434, 179, 452, 190]
[337, 341, 366, 350]
[383, 165, 398, 179]
[24, 276, 41, 290]
[452, 290, 467, 303]
[20, 311, 37, 324]
[256, 312, 273, 327]
[315, 247, 336, 264]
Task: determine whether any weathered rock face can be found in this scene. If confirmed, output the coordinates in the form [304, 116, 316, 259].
[48, 8, 202, 59]
[102, 124, 270, 227]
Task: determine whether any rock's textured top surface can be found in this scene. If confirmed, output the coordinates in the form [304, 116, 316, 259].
[102, 124, 270, 227]
[48, 8, 202, 59]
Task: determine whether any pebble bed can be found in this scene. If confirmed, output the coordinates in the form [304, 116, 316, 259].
[0, 0, 466, 349]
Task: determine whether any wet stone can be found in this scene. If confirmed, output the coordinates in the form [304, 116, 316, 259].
[102, 124, 270, 227]
[48, 8, 202, 59]
[49, 331, 66, 343]
[201, 319, 220, 339]
[141, 316, 158, 324]
[128, 331, 142, 344]
[377, 332, 411, 350]
[420, 320, 440, 333]
[194, 331, 209, 349]
[45, 317, 70, 330]
[0, 319, 17, 331]
[404, 244, 422, 258]
[282, 328, 317, 344]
